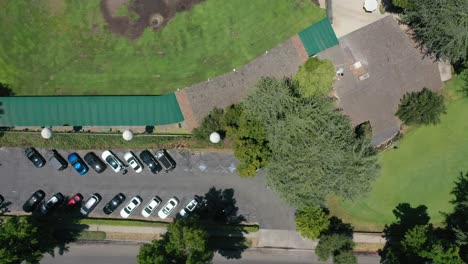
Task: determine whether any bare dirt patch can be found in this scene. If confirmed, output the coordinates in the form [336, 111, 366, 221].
[101, 0, 204, 39]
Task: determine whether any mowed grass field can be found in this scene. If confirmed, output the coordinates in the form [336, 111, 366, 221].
[0, 0, 325, 95]
[329, 78, 468, 231]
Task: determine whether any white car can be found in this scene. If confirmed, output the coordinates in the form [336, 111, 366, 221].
[123, 151, 143, 173]
[101, 150, 127, 173]
[157, 197, 179, 219]
[120, 196, 143, 218]
[141, 196, 162, 217]
[179, 197, 201, 218]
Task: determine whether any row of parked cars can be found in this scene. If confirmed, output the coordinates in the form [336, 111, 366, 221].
[25, 148, 176, 175]
[21, 190, 201, 219]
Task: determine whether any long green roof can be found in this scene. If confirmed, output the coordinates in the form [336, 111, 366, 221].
[0, 94, 184, 126]
[299, 18, 338, 56]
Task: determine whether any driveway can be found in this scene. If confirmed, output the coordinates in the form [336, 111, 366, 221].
[0, 148, 295, 230]
[331, 0, 388, 37]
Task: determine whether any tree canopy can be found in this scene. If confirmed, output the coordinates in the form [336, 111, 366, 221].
[222, 104, 270, 177]
[293, 57, 335, 97]
[138, 218, 213, 264]
[396, 88, 446, 126]
[400, 0, 468, 65]
[243, 78, 379, 207]
[192, 107, 225, 141]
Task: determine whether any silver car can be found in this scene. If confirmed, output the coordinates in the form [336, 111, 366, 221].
[158, 197, 179, 219]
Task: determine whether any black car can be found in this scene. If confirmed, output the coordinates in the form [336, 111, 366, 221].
[25, 147, 46, 168]
[155, 150, 176, 172]
[140, 150, 163, 174]
[0, 194, 4, 206]
[23, 190, 46, 213]
[84, 152, 107, 173]
[40, 192, 65, 215]
[103, 193, 126, 215]
[46, 149, 68, 171]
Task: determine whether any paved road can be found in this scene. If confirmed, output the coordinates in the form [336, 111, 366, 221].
[41, 243, 380, 264]
[0, 147, 295, 229]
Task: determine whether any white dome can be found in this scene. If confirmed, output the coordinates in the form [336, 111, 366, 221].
[122, 130, 133, 141]
[41, 127, 52, 139]
[209, 132, 221, 143]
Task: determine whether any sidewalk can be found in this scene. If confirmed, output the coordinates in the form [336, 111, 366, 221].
[78, 224, 385, 250]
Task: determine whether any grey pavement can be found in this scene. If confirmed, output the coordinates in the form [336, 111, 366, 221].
[0, 147, 295, 230]
[40, 243, 381, 264]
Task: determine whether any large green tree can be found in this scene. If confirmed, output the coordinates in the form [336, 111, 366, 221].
[243, 78, 379, 207]
[315, 234, 357, 264]
[400, 0, 468, 65]
[138, 218, 213, 264]
[293, 57, 335, 97]
[222, 104, 270, 177]
[396, 88, 446, 125]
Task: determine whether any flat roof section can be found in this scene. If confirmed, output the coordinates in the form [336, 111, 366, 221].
[0, 94, 184, 126]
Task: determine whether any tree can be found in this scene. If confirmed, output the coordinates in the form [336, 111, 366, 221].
[315, 234, 357, 264]
[396, 88, 446, 126]
[461, 69, 468, 96]
[294, 206, 330, 239]
[391, 0, 411, 9]
[400, 0, 468, 65]
[138, 218, 213, 264]
[293, 57, 335, 97]
[222, 104, 270, 177]
[243, 78, 379, 207]
[192, 108, 225, 141]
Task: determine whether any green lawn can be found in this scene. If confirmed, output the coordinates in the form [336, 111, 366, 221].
[329, 88, 468, 231]
[0, 0, 324, 95]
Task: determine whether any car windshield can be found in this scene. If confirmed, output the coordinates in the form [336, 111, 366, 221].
[132, 200, 138, 205]
[106, 156, 118, 169]
[187, 201, 197, 210]
[162, 207, 170, 214]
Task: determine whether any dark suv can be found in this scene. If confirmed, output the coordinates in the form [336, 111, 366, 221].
[40, 192, 65, 215]
[140, 150, 163, 174]
[155, 150, 176, 172]
[46, 149, 68, 171]
[103, 193, 126, 215]
[23, 190, 46, 213]
[25, 147, 46, 168]
[84, 152, 107, 173]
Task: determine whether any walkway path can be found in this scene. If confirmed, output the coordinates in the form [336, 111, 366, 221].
[79, 224, 385, 250]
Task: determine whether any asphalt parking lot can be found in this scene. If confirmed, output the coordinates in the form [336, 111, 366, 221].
[0, 147, 295, 230]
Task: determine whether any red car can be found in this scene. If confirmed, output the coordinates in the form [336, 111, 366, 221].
[67, 193, 83, 207]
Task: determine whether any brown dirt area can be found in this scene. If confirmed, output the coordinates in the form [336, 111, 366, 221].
[100, 0, 204, 39]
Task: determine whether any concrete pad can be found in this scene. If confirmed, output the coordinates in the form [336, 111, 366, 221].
[331, 0, 388, 37]
[438, 61, 452, 82]
[257, 229, 317, 249]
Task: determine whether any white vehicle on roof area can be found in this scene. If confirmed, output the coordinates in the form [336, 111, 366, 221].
[120, 196, 143, 218]
[123, 151, 143, 173]
[142, 196, 162, 217]
[158, 197, 179, 219]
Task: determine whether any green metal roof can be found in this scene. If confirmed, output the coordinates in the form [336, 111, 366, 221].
[299, 18, 338, 56]
[0, 94, 184, 126]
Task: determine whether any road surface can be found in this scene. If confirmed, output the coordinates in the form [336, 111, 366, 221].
[41, 243, 380, 264]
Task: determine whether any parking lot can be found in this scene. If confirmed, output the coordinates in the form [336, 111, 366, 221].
[0, 147, 295, 230]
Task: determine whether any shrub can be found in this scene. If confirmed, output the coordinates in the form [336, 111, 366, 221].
[295, 206, 330, 239]
[293, 57, 335, 97]
[192, 107, 225, 141]
[396, 88, 446, 125]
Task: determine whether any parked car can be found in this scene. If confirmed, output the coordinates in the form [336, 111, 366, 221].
[103, 193, 126, 215]
[101, 150, 127, 174]
[25, 147, 46, 168]
[158, 197, 179, 219]
[67, 193, 83, 207]
[0, 194, 4, 207]
[141, 196, 162, 217]
[139, 150, 163, 174]
[179, 196, 201, 218]
[155, 150, 176, 172]
[46, 149, 68, 171]
[80, 193, 102, 216]
[23, 190, 46, 213]
[40, 192, 65, 215]
[123, 151, 143, 173]
[68, 153, 89, 175]
[84, 152, 107, 173]
[120, 196, 143, 218]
